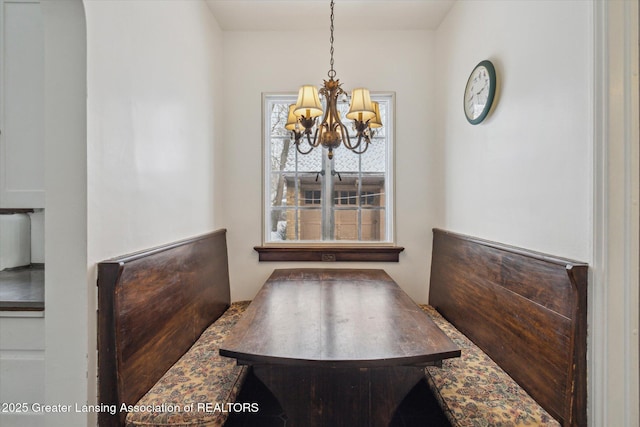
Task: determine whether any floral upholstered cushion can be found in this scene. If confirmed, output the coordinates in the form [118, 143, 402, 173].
[419, 304, 560, 427]
[126, 301, 251, 427]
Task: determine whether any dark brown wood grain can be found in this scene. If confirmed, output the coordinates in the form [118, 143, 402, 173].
[220, 268, 460, 367]
[220, 268, 460, 426]
[253, 365, 425, 427]
[428, 228, 587, 427]
[97, 229, 231, 427]
[253, 245, 404, 262]
[0, 208, 34, 214]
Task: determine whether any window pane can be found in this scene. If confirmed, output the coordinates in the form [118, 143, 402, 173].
[360, 208, 386, 241]
[296, 142, 322, 173]
[334, 209, 358, 240]
[298, 208, 322, 240]
[269, 103, 290, 138]
[268, 208, 289, 241]
[264, 93, 394, 244]
[270, 137, 284, 170]
[359, 135, 386, 173]
[270, 137, 295, 172]
[270, 172, 288, 207]
[333, 140, 361, 172]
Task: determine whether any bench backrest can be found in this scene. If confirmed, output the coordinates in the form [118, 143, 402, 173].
[97, 229, 231, 427]
[429, 228, 587, 427]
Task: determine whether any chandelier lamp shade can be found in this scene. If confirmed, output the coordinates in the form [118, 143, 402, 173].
[285, 0, 382, 160]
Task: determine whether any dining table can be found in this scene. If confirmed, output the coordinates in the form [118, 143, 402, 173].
[219, 268, 460, 427]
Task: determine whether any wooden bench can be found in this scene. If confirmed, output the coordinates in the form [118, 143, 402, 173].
[97, 229, 250, 427]
[421, 229, 587, 427]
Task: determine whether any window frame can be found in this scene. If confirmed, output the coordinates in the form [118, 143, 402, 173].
[256, 92, 403, 261]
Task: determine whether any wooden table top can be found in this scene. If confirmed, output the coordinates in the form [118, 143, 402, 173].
[220, 268, 460, 368]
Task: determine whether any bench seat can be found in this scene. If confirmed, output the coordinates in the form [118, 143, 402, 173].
[126, 301, 251, 427]
[419, 304, 560, 427]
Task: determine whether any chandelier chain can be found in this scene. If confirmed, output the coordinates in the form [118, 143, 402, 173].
[328, 0, 336, 79]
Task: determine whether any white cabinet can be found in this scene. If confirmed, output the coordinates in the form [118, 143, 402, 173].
[0, 0, 44, 208]
[0, 5, 45, 425]
[0, 313, 45, 427]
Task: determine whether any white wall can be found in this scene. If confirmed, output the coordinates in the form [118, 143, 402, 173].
[35, 1, 224, 426]
[436, 0, 591, 262]
[85, 0, 224, 260]
[222, 29, 441, 303]
[434, 2, 640, 426]
[41, 1, 87, 427]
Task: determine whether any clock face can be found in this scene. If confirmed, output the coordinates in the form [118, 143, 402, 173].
[464, 60, 496, 124]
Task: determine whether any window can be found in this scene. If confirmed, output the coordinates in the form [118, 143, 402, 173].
[261, 92, 395, 250]
[304, 190, 321, 205]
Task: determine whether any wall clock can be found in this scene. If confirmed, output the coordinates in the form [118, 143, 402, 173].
[464, 60, 497, 125]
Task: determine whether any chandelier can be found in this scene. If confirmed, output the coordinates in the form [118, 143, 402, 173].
[285, 0, 382, 160]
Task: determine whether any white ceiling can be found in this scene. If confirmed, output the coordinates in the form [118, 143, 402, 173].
[205, 0, 456, 31]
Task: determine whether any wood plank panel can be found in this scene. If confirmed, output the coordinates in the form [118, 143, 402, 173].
[97, 229, 231, 427]
[221, 268, 460, 367]
[221, 268, 460, 426]
[428, 229, 588, 427]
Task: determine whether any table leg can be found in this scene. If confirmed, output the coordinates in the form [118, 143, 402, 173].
[252, 365, 424, 427]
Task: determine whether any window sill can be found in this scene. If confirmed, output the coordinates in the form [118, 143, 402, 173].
[253, 245, 404, 262]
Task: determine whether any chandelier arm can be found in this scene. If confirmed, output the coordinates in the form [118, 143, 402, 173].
[326, 86, 346, 142]
[291, 130, 318, 155]
[306, 127, 321, 147]
[316, 122, 326, 148]
[347, 118, 374, 151]
[338, 122, 358, 151]
[295, 140, 316, 155]
[347, 134, 371, 155]
[317, 99, 332, 134]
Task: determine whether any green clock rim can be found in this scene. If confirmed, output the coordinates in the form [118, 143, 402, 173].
[464, 60, 497, 125]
